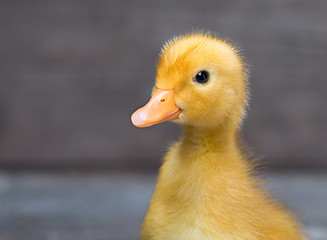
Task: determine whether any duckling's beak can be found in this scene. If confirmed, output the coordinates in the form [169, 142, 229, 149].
[131, 88, 181, 128]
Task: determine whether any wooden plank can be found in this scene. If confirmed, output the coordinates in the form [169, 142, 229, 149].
[0, 172, 326, 239]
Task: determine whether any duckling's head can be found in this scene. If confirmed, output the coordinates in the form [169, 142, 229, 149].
[132, 33, 248, 130]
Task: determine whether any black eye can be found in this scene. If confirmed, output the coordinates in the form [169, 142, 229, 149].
[194, 71, 209, 84]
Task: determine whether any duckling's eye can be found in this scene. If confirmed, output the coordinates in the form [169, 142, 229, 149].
[194, 71, 209, 84]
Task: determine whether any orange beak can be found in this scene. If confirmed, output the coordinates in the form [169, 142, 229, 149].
[131, 88, 181, 128]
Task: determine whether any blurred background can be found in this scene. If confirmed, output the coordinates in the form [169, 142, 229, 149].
[0, 0, 326, 239]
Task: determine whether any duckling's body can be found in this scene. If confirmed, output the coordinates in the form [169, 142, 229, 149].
[141, 127, 302, 240]
[132, 33, 305, 240]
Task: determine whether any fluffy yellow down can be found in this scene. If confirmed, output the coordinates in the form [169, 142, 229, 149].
[140, 33, 306, 240]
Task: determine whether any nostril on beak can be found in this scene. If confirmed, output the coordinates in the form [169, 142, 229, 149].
[160, 98, 166, 102]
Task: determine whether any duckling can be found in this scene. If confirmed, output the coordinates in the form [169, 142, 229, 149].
[131, 33, 305, 240]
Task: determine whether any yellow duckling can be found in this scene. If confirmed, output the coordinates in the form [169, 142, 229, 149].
[131, 33, 305, 240]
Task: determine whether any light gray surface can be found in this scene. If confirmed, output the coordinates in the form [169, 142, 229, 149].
[0, 171, 326, 240]
[1, 0, 327, 170]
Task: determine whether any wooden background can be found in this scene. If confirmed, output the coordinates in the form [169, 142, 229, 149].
[0, 0, 326, 170]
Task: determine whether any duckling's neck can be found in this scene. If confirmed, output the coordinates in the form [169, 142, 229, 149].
[156, 123, 249, 215]
[180, 124, 239, 155]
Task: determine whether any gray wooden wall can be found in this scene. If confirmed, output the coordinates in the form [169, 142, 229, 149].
[1, 0, 326, 170]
